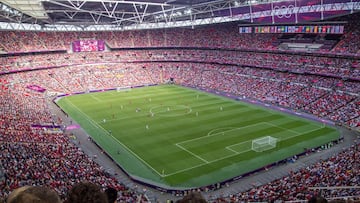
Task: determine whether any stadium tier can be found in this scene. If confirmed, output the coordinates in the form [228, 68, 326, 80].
[0, 13, 359, 54]
[0, 11, 360, 203]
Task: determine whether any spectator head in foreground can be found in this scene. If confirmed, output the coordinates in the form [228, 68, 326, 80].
[104, 187, 118, 203]
[308, 195, 328, 203]
[6, 186, 61, 203]
[176, 191, 207, 203]
[64, 182, 108, 203]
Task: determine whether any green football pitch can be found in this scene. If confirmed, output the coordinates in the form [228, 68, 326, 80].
[56, 85, 340, 189]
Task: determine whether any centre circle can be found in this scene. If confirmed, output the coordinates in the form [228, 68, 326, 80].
[149, 105, 192, 117]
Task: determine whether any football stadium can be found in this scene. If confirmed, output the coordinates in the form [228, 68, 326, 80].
[0, 0, 359, 202]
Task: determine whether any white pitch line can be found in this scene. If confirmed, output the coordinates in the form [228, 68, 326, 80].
[163, 148, 252, 177]
[265, 122, 301, 135]
[211, 149, 251, 163]
[225, 146, 240, 154]
[90, 94, 102, 102]
[280, 126, 326, 141]
[64, 99, 328, 178]
[95, 112, 149, 124]
[166, 121, 323, 177]
[64, 98, 165, 177]
[265, 121, 325, 141]
[176, 122, 267, 145]
[164, 162, 208, 177]
[175, 143, 209, 164]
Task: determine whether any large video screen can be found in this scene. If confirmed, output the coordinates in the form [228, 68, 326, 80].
[72, 40, 105, 52]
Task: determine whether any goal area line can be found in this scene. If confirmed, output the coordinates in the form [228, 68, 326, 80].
[168, 122, 324, 177]
[62, 98, 325, 178]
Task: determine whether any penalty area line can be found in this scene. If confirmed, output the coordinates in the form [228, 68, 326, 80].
[163, 162, 208, 177]
[163, 147, 251, 177]
[225, 146, 240, 154]
[175, 143, 209, 164]
[265, 121, 325, 141]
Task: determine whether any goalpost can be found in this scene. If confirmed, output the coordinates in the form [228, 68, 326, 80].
[252, 136, 278, 152]
[116, 86, 132, 92]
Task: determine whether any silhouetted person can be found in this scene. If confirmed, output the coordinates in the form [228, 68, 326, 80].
[64, 182, 108, 203]
[7, 186, 61, 203]
[105, 187, 118, 203]
[308, 195, 328, 203]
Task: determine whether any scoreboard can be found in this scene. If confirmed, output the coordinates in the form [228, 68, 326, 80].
[239, 27, 252, 33]
[239, 25, 344, 34]
[72, 39, 105, 52]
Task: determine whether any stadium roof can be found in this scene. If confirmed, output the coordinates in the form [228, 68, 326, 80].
[0, 0, 359, 31]
[0, 0, 256, 30]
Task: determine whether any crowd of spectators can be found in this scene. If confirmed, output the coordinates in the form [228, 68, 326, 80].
[1, 55, 359, 201]
[332, 13, 360, 55]
[0, 11, 359, 203]
[209, 140, 360, 202]
[0, 13, 359, 54]
[0, 23, 277, 52]
[1, 48, 359, 80]
[4, 181, 141, 203]
[0, 74, 149, 202]
[1, 55, 359, 127]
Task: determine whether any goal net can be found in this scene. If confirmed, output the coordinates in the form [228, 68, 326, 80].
[116, 86, 132, 92]
[252, 136, 277, 152]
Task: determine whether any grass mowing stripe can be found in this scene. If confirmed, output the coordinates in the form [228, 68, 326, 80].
[57, 85, 340, 188]
[176, 122, 267, 145]
[175, 143, 210, 164]
[63, 97, 165, 177]
[89, 94, 102, 102]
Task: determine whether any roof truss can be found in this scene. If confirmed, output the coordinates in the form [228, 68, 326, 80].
[0, 0, 359, 31]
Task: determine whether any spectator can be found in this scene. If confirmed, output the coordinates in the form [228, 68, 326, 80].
[6, 186, 61, 203]
[64, 182, 108, 203]
[177, 191, 207, 203]
[105, 187, 118, 203]
[308, 195, 328, 203]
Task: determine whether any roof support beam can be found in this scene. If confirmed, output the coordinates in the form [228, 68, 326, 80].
[54, 0, 172, 7]
[133, 3, 148, 23]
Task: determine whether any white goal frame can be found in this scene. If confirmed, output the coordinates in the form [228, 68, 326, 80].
[252, 136, 277, 152]
[116, 86, 132, 92]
